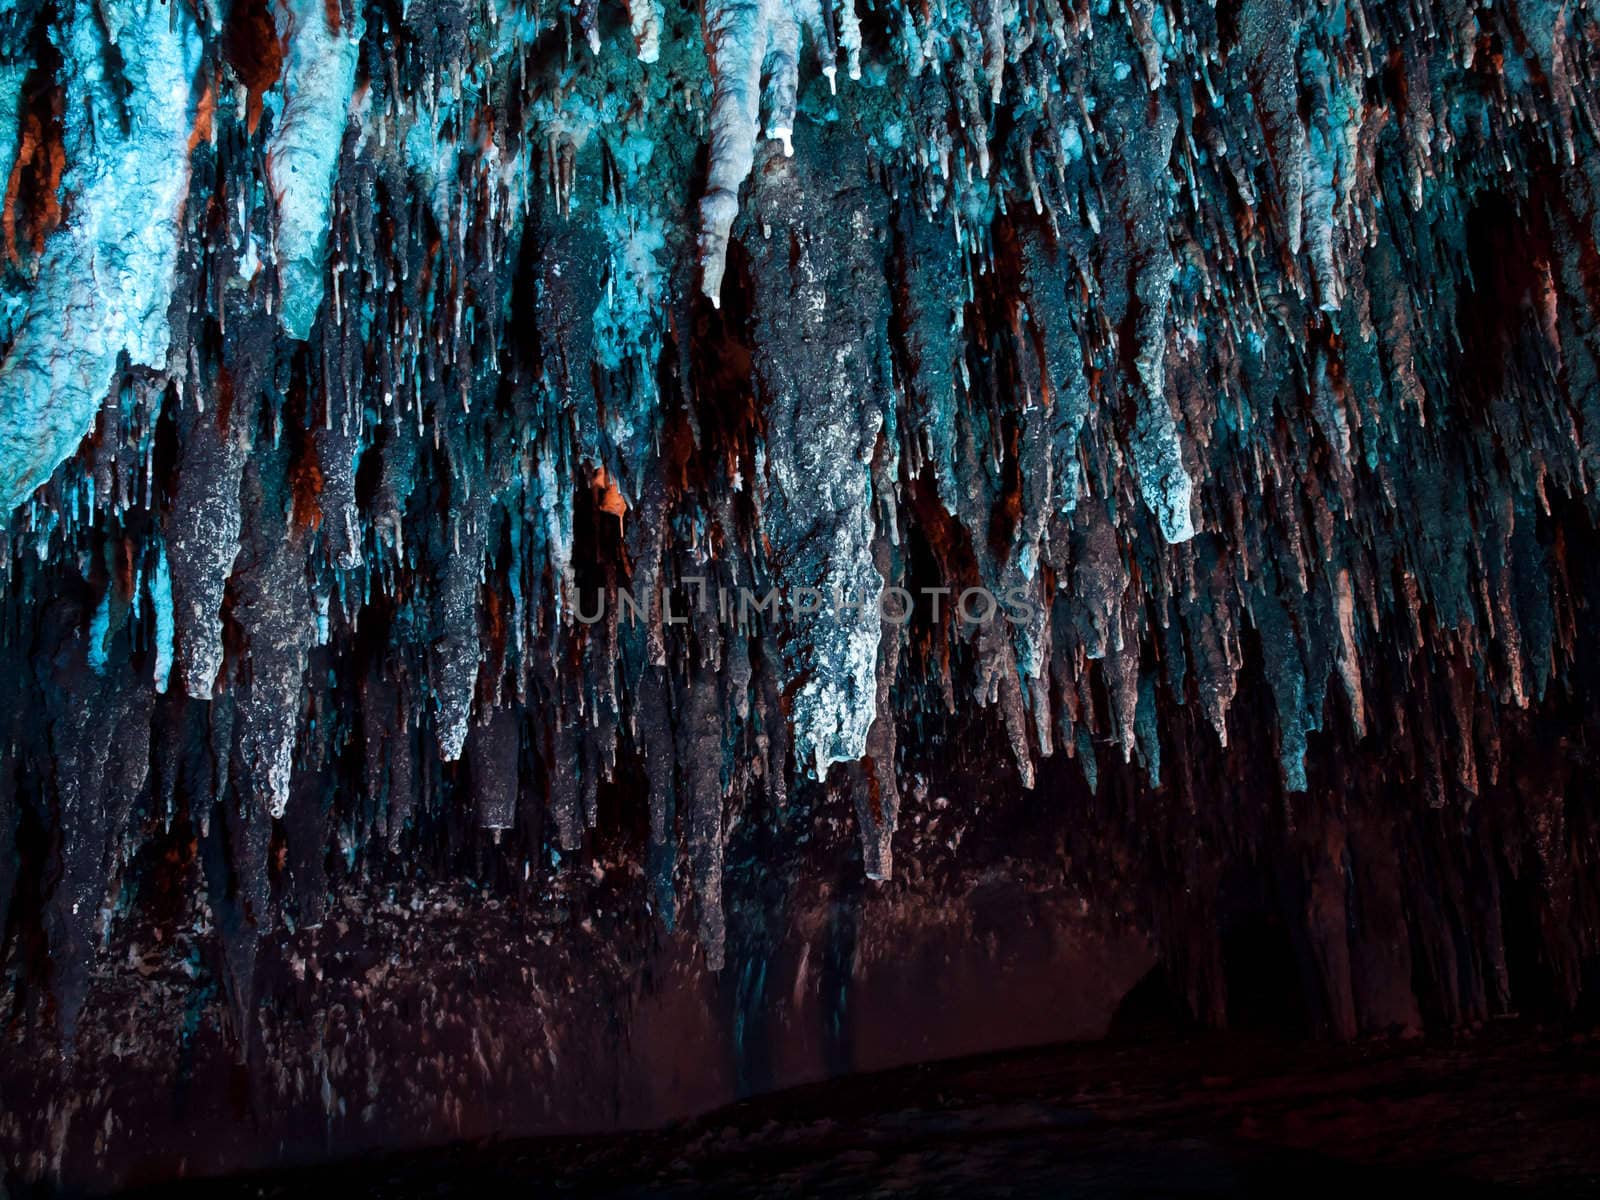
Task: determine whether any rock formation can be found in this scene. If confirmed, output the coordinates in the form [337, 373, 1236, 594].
[2, 0, 1600, 1185]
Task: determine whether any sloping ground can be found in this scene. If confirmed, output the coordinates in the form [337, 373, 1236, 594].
[95, 1025, 1600, 1198]
[0, 860, 1154, 1190]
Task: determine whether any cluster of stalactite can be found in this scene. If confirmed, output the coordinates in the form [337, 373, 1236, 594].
[1, 0, 1599, 1058]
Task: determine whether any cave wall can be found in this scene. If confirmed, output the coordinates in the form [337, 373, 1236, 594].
[2, 0, 1600, 1187]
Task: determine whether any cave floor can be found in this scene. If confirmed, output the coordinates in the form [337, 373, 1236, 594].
[107, 1024, 1600, 1198]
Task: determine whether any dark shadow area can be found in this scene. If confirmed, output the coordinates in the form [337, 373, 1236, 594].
[45, 1023, 1597, 1199]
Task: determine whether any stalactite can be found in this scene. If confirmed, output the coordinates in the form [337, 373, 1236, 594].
[265, 0, 363, 340]
[0, 0, 202, 510]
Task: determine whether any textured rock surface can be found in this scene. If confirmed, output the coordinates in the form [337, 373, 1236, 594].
[2, 0, 1600, 1187]
[101, 1028, 1600, 1198]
